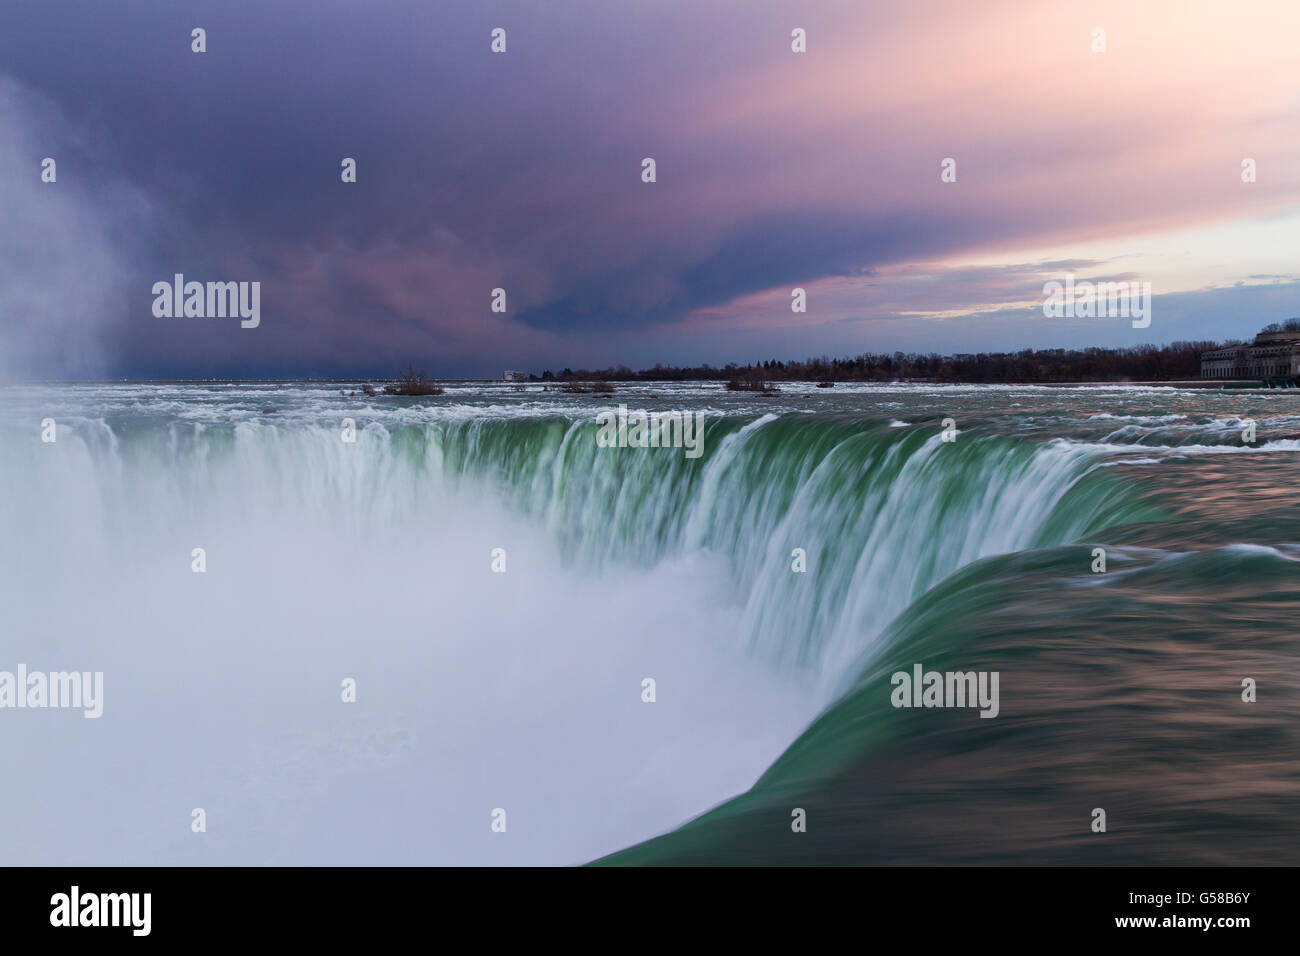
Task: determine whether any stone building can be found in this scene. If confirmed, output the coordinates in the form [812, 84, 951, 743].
[1201, 323, 1300, 381]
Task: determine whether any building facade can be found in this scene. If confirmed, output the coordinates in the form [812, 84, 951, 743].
[1201, 325, 1300, 381]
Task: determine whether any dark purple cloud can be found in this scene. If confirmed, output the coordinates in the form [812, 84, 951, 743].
[1, 0, 1297, 378]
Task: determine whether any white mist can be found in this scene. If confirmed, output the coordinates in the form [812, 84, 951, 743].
[0, 414, 818, 865]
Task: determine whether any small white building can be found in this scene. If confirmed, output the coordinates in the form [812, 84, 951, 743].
[503, 370, 526, 382]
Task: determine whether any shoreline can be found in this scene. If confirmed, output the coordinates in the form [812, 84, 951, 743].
[1, 378, 1293, 390]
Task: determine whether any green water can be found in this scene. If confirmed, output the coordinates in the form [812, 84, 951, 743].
[4, 381, 1298, 864]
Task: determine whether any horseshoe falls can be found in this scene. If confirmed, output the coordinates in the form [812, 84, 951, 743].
[2, 382, 1298, 865]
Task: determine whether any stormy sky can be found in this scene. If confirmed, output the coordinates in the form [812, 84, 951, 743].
[1, 0, 1298, 380]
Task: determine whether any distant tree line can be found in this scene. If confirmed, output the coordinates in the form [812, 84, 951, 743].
[530, 341, 1225, 384]
[1263, 319, 1300, 334]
